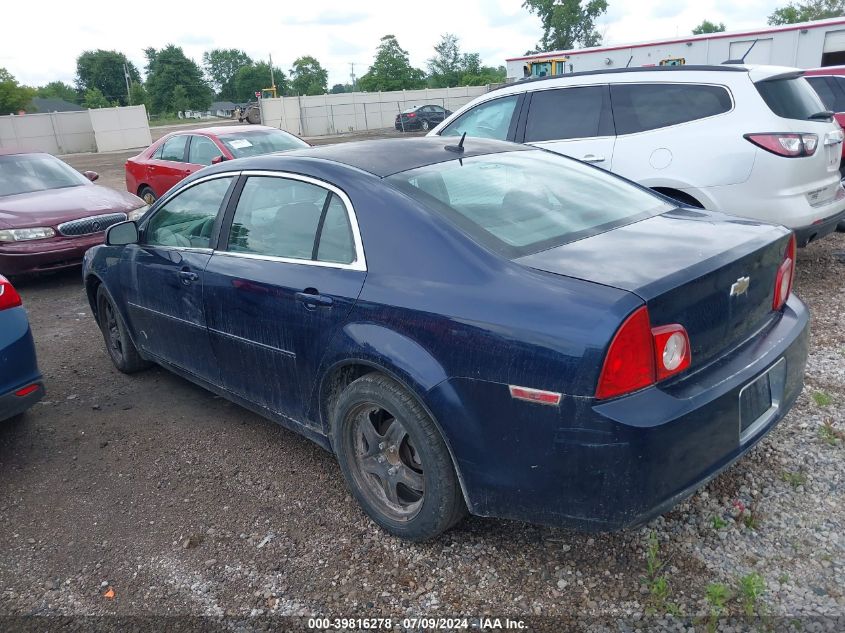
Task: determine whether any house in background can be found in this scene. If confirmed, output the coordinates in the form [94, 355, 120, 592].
[209, 101, 241, 118]
[30, 98, 84, 113]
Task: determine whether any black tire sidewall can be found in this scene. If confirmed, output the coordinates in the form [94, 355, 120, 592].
[139, 187, 157, 204]
[96, 286, 147, 373]
[332, 374, 463, 541]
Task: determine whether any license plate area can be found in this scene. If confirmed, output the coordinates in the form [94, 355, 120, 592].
[739, 358, 786, 443]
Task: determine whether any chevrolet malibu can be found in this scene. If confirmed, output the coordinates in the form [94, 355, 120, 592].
[82, 137, 808, 541]
[0, 149, 148, 276]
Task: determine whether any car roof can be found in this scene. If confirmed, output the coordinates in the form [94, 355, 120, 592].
[0, 147, 41, 156]
[222, 136, 530, 178]
[804, 65, 845, 76]
[169, 125, 280, 137]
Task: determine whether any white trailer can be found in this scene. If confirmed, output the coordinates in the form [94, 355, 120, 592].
[506, 17, 845, 80]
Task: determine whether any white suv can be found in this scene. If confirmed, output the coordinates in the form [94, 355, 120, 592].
[428, 65, 845, 246]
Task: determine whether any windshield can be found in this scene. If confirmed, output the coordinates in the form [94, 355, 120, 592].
[217, 130, 308, 158]
[387, 150, 673, 257]
[0, 153, 89, 197]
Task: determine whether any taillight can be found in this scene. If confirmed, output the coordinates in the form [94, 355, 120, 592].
[773, 234, 796, 310]
[15, 384, 39, 397]
[407, 112, 416, 118]
[745, 133, 818, 157]
[0, 275, 22, 311]
[596, 306, 691, 400]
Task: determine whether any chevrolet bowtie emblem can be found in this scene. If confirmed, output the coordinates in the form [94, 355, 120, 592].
[730, 276, 750, 297]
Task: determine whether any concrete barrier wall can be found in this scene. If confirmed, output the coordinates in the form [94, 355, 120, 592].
[260, 86, 490, 136]
[0, 105, 151, 154]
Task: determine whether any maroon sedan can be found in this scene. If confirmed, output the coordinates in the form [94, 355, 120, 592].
[125, 125, 309, 203]
[0, 149, 147, 276]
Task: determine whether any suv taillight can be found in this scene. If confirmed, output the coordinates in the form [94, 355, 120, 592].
[0, 275, 22, 311]
[745, 133, 818, 157]
[773, 234, 796, 311]
[595, 306, 691, 400]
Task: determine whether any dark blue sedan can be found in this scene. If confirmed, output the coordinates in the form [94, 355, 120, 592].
[0, 275, 44, 422]
[82, 137, 808, 540]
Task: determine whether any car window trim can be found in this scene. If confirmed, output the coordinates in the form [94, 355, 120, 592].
[139, 172, 239, 250]
[159, 134, 190, 163]
[608, 81, 735, 137]
[215, 170, 367, 272]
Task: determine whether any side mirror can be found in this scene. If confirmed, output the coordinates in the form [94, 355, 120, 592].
[106, 221, 139, 246]
[211, 155, 227, 165]
[83, 171, 99, 182]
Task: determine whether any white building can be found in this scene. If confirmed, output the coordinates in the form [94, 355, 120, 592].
[506, 17, 845, 81]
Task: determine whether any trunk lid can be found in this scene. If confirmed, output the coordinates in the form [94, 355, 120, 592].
[516, 209, 791, 369]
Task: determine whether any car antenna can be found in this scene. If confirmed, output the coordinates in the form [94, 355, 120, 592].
[723, 39, 758, 65]
[625, 55, 633, 68]
[446, 132, 466, 153]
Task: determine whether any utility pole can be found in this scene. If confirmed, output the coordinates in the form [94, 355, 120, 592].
[123, 62, 132, 106]
[350, 62, 356, 91]
[269, 53, 275, 96]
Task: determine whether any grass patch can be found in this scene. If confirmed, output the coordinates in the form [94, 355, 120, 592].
[812, 391, 833, 407]
[780, 470, 807, 488]
[819, 418, 844, 447]
[738, 572, 766, 617]
[642, 531, 680, 616]
[711, 515, 728, 530]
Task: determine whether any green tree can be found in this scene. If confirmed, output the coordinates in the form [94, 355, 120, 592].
[202, 48, 252, 99]
[768, 0, 845, 24]
[171, 85, 189, 113]
[82, 87, 110, 109]
[144, 45, 212, 114]
[522, 0, 608, 52]
[460, 55, 507, 85]
[76, 50, 140, 105]
[0, 68, 35, 113]
[233, 62, 288, 102]
[36, 81, 78, 103]
[330, 83, 351, 94]
[290, 56, 329, 96]
[428, 33, 463, 88]
[129, 82, 148, 109]
[692, 20, 727, 34]
[358, 35, 426, 92]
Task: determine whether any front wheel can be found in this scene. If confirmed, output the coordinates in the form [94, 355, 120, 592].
[421, 120, 430, 132]
[332, 374, 466, 541]
[96, 286, 150, 374]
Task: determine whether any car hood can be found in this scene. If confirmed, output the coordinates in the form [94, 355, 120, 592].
[0, 185, 144, 229]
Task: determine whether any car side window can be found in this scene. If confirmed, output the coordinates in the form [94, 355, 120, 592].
[152, 143, 164, 159]
[610, 83, 732, 135]
[524, 86, 612, 142]
[188, 135, 222, 166]
[441, 95, 519, 139]
[806, 76, 836, 110]
[227, 176, 355, 265]
[829, 77, 845, 112]
[145, 176, 234, 248]
[160, 135, 189, 162]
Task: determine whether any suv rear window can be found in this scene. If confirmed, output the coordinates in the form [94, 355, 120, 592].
[387, 149, 672, 258]
[524, 86, 613, 142]
[611, 83, 732, 135]
[755, 76, 825, 120]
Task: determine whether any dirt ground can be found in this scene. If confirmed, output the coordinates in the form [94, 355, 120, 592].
[1, 139, 844, 629]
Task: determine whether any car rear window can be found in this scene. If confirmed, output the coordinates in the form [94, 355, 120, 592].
[755, 76, 825, 120]
[387, 149, 672, 258]
[218, 130, 308, 158]
[610, 83, 733, 135]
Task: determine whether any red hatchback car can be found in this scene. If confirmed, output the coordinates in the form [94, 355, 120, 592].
[125, 125, 309, 204]
[0, 149, 147, 276]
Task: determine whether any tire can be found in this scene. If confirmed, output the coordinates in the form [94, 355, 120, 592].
[332, 373, 467, 541]
[421, 119, 430, 131]
[96, 286, 150, 374]
[138, 186, 157, 205]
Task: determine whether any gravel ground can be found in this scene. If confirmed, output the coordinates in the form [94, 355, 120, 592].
[0, 145, 843, 630]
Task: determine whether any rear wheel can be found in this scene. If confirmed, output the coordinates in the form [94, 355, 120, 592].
[96, 286, 150, 374]
[138, 186, 157, 205]
[332, 374, 466, 541]
[421, 119, 431, 131]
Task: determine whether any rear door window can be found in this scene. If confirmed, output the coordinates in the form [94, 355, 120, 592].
[755, 76, 825, 120]
[806, 76, 837, 110]
[523, 86, 612, 142]
[188, 135, 223, 166]
[610, 83, 733, 135]
[160, 135, 189, 162]
[441, 95, 520, 140]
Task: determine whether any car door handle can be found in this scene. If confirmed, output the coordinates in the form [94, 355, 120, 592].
[295, 291, 333, 308]
[582, 154, 605, 163]
[178, 270, 199, 285]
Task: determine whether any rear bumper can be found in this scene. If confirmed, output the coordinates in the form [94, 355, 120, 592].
[793, 207, 845, 246]
[0, 381, 44, 422]
[426, 295, 809, 531]
[0, 233, 105, 276]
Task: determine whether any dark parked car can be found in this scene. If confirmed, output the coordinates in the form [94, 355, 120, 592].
[125, 126, 308, 204]
[0, 149, 147, 277]
[395, 105, 452, 132]
[0, 274, 43, 422]
[83, 137, 808, 541]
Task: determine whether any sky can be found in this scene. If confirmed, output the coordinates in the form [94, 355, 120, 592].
[3, 0, 785, 91]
